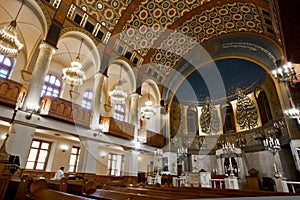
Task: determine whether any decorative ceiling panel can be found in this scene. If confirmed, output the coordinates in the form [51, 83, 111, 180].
[151, 2, 263, 72]
[77, 0, 131, 31]
[120, 0, 211, 56]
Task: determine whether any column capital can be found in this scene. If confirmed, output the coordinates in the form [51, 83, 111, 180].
[94, 72, 105, 79]
[130, 92, 141, 99]
[39, 42, 56, 55]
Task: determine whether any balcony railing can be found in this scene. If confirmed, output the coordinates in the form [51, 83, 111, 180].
[39, 96, 92, 128]
[100, 117, 135, 140]
[139, 129, 165, 148]
[0, 79, 27, 108]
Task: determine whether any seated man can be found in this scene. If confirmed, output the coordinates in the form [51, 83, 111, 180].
[53, 167, 65, 180]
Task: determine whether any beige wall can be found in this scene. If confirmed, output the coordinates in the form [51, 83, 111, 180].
[138, 153, 153, 175]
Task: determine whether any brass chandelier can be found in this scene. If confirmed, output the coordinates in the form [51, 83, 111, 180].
[141, 84, 154, 120]
[0, 1, 24, 56]
[109, 66, 127, 104]
[62, 38, 86, 97]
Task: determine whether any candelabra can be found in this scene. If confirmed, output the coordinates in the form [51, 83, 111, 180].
[263, 137, 282, 178]
[153, 149, 163, 176]
[222, 142, 236, 177]
[284, 108, 300, 124]
[177, 146, 187, 157]
[272, 61, 297, 85]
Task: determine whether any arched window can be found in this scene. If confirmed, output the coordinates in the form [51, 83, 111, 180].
[221, 102, 236, 133]
[41, 74, 61, 97]
[114, 104, 125, 121]
[0, 53, 13, 78]
[257, 91, 272, 125]
[82, 90, 93, 109]
[187, 106, 198, 135]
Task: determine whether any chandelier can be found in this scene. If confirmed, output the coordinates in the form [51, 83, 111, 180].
[141, 84, 154, 120]
[0, 1, 24, 56]
[62, 38, 86, 97]
[272, 61, 297, 84]
[109, 66, 127, 104]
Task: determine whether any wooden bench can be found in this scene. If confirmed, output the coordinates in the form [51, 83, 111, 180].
[26, 179, 93, 200]
[101, 186, 227, 199]
[96, 183, 300, 199]
[84, 188, 169, 200]
[140, 184, 295, 198]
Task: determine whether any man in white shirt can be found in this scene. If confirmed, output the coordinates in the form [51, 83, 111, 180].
[53, 166, 65, 180]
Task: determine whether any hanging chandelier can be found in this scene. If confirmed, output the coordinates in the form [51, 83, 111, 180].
[109, 66, 127, 104]
[0, 1, 24, 56]
[62, 38, 86, 97]
[141, 84, 154, 120]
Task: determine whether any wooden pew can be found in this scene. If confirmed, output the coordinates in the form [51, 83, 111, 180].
[97, 183, 300, 199]
[141, 184, 299, 198]
[84, 188, 170, 200]
[101, 186, 226, 199]
[83, 182, 167, 200]
[26, 179, 93, 200]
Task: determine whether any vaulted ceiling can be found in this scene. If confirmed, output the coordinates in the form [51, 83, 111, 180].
[73, 0, 281, 104]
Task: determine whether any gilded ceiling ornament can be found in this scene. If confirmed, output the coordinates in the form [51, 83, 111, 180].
[236, 89, 258, 130]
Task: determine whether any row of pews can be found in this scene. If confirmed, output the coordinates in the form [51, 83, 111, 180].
[6, 175, 300, 200]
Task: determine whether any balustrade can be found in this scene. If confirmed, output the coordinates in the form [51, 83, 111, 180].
[39, 96, 92, 128]
[0, 79, 27, 108]
[100, 116, 134, 140]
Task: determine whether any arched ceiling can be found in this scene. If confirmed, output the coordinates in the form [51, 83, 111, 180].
[75, 0, 279, 100]
[1, 0, 281, 104]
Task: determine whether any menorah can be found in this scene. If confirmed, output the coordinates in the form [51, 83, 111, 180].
[263, 137, 282, 178]
[222, 142, 236, 177]
[153, 149, 163, 176]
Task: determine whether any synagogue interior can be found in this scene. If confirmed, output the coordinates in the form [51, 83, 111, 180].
[1, 0, 300, 199]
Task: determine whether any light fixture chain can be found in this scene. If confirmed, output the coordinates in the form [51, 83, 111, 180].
[76, 38, 83, 59]
[14, 0, 25, 22]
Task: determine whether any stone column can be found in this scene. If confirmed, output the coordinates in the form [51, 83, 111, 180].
[123, 149, 139, 176]
[129, 93, 139, 125]
[216, 155, 223, 174]
[129, 93, 140, 140]
[23, 42, 56, 111]
[6, 123, 35, 168]
[90, 73, 105, 130]
[77, 138, 99, 174]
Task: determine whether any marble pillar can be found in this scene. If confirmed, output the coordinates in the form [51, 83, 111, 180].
[23, 42, 56, 111]
[90, 73, 105, 130]
[123, 149, 139, 176]
[6, 123, 35, 168]
[77, 138, 99, 174]
[129, 93, 139, 140]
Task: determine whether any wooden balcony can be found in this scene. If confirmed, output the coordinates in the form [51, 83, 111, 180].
[100, 117, 134, 140]
[39, 96, 92, 128]
[139, 129, 165, 148]
[0, 78, 27, 108]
